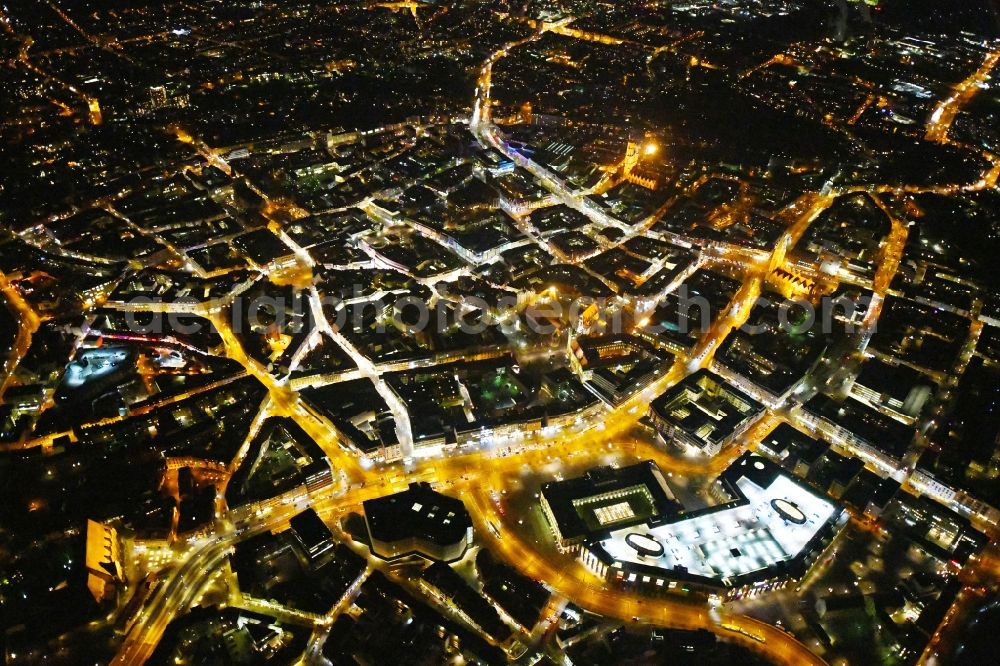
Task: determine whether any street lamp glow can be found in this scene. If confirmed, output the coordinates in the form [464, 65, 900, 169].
[643, 142, 658, 156]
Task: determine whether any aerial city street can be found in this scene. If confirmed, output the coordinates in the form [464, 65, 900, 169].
[1, 1, 999, 664]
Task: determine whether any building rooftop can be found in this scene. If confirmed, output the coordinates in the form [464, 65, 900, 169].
[650, 369, 764, 450]
[363, 482, 472, 555]
[290, 509, 335, 563]
[805, 393, 915, 458]
[593, 454, 840, 587]
[541, 461, 679, 542]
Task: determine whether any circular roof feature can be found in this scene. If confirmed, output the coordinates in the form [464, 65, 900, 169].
[625, 533, 664, 557]
[771, 498, 807, 525]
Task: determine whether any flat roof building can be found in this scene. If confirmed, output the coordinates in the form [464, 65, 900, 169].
[290, 509, 336, 565]
[540, 461, 680, 552]
[561, 453, 844, 599]
[363, 483, 473, 562]
[649, 370, 765, 456]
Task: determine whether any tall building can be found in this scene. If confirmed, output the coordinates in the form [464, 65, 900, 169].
[148, 85, 168, 109]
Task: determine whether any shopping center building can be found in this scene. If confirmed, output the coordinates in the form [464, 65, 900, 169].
[544, 453, 845, 599]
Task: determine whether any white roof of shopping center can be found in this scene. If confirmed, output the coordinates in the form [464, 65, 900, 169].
[599, 470, 837, 582]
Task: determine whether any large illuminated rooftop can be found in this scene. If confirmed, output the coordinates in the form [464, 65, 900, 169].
[591, 454, 840, 587]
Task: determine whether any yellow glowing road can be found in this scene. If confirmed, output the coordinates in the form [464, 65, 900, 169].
[926, 50, 1000, 144]
[207, 310, 366, 481]
[0, 268, 41, 399]
[113, 488, 314, 666]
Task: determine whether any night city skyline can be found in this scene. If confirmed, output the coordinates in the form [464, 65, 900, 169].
[1, 1, 999, 665]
